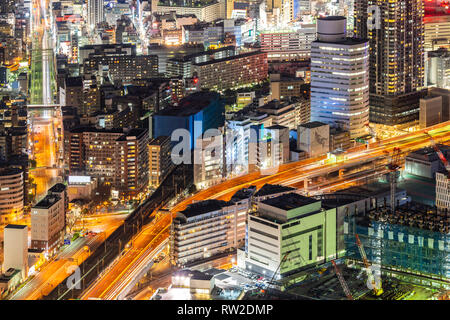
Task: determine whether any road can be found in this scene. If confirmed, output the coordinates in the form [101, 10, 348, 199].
[9, 213, 127, 300]
[78, 121, 450, 300]
[80, 213, 172, 300]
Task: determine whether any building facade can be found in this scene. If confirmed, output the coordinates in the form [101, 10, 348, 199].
[242, 193, 337, 278]
[170, 199, 249, 265]
[311, 17, 369, 139]
[259, 24, 316, 61]
[148, 136, 174, 187]
[192, 51, 268, 91]
[436, 172, 450, 210]
[31, 194, 65, 255]
[354, 0, 425, 127]
[0, 168, 24, 223]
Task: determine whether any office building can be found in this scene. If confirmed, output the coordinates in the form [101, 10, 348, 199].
[149, 136, 175, 187]
[152, 91, 225, 150]
[426, 48, 450, 89]
[31, 194, 65, 255]
[354, 0, 425, 127]
[2, 224, 28, 278]
[0, 168, 24, 223]
[429, 87, 450, 121]
[436, 172, 450, 210]
[170, 198, 249, 265]
[419, 95, 443, 128]
[270, 74, 304, 101]
[404, 145, 450, 179]
[311, 17, 369, 139]
[259, 24, 316, 61]
[242, 193, 336, 278]
[192, 51, 268, 91]
[297, 121, 330, 158]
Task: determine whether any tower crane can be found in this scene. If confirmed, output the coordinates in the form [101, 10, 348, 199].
[355, 234, 383, 296]
[331, 259, 353, 300]
[263, 251, 290, 297]
[384, 147, 401, 213]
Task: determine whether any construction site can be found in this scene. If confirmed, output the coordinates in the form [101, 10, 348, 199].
[248, 136, 450, 301]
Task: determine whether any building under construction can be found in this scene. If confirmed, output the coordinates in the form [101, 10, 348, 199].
[344, 202, 450, 288]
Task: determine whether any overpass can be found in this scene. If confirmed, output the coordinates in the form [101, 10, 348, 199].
[78, 121, 450, 300]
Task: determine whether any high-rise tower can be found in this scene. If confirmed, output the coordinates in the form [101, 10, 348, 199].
[311, 17, 370, 139]
[87, 0, 105, 29]
[354, 0, 426, 127]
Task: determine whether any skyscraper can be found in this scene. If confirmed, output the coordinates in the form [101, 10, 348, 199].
[354, 0, 426, 128]
[87, 0, 105, 29]
[311, 17, 370, 139]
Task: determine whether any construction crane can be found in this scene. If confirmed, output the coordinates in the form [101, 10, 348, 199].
[263, 251, 290, 298]
[424, 131, 450, 175]
[385, 147, 401, 213]
[331, 259, 353, 300]
[355, 234, 383, 296]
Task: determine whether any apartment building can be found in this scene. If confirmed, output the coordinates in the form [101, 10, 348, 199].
[31, 195, 65, 255]
[65, 127, 149, 197]
[193, 51, 268, 91]
[436, 172, 450, 210]
[170, 198, 249, 265]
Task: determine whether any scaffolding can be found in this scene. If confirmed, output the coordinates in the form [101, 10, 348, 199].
[344, 205, 450, 283]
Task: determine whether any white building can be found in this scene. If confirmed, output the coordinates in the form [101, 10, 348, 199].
[170, 198, 248, 265]
[31, 194, 66, 255]
[225, 118, 252, 176]
[310, 16, 369, 139]
[87, 0, 105, 29]
[297, 121, 329, 158]
[2, 225, 28, 278]
[436, 172, 450, 210]
[194, 131, 224, 189]
[259, 24, 316, 61]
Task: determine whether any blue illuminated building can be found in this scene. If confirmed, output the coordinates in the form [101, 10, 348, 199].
[152, 91, 225, 150]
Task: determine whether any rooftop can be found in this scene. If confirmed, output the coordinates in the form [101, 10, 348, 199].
[5, 224, 27, 230]
[193, 50, 265, 67]
[261, 192, 319, 211]
[313, 38, 368, 45]
[300, 121, 328, 129]
[149, 136, 170, 146]
[0, 167, 22, 176]
[154, 91, 220, 117]
[48, 183, 66, 193]
[33, 195, 61, 209]
[180, 199, 231, 218]
[254, 183, 296, 197]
